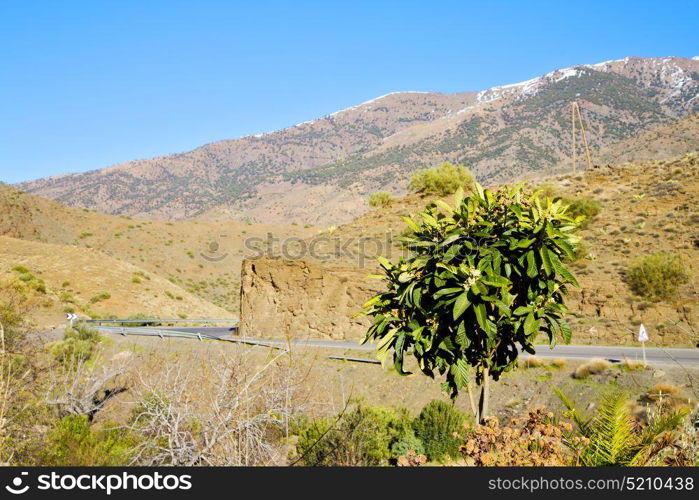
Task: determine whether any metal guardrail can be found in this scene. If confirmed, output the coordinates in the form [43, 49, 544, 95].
[97, 327, 362, 357]
[98, 326, 223, 341]
[80, 318, 239, 326]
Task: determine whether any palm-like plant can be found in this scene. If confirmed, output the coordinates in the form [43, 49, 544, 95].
[554, 387, 688, 466]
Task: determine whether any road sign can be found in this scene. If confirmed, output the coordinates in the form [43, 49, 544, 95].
[638, 323, 649, 342]
[638, 323, 648, 367]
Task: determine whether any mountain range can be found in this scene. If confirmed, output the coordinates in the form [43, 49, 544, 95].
[18, 56, 699, 225]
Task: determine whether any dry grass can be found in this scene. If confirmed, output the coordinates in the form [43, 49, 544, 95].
[521, 356, 545, 369]
[644, 382, 693, 411]
[648, 382, 682, 398]
[620, 358, 646, 371]
[573, 359, 612, 379]
[549, 359, 567, 369]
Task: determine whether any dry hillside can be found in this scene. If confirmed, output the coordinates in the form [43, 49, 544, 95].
[0, 185, 314, 317]
[596, 114, 699, 164]
[0, 236, 231, 326]
[19, 56, 699, 225]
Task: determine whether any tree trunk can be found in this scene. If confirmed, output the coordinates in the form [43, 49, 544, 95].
[477, 367, 490, 425]
[466, 383, 478, 421]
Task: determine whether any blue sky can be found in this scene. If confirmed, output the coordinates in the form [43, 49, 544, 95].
[1, 0, 697, 183]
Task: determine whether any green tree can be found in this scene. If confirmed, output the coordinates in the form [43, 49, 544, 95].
[362, 184, 582, 422]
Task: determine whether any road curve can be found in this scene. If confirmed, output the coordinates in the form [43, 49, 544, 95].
[98, 326, 699, 368]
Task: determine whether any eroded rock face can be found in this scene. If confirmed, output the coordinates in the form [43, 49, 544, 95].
[240, 258, 381, 340]
[240, 256, 696, 345]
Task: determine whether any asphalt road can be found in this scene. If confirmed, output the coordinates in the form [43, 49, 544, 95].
[98, 326, 699, 367]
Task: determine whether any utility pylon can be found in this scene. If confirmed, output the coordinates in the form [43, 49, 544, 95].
[571, 101, 593, 174]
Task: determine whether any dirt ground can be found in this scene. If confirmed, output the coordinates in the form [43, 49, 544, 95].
[94, 333, 699, 424]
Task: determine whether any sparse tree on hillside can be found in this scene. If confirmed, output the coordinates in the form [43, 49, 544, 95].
[408, 162, 475, 196]
[362, 184, 582, 423]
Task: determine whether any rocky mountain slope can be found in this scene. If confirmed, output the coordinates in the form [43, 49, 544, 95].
[19, 56, 699, 225]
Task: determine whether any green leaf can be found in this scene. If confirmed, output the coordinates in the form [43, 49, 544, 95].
[513, 306, 531, 316]
[434, 287, 463, 298]
[455, 321, 469, 348]
[524, 313, 539, 336]
[526, 251, 538, 278]
[393, 333, 410, 375]
[401, 216, 420, 232]
[474, 303, 488, 331]
[540, 247, 553, 276]
[376, 255, 392, 270]
[434, 199, 453, 214]
[452, 358, 470, 389]
[453, 292, 470, 320]
[560, 318, 572, 343]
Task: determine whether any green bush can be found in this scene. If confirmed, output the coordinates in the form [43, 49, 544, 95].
[89, 291, 111, 304]
[534, 183, 558, 199]
[390, 432, 425, 459]
[409, 162, 474, 196]
[41, 415, 135, 466]
[294, 401, 412, 466]
[627, 252, 689, 301]
[413, 400, 466, 461]
[52, 324, 102, 363]
[368, 191, 393, 208]
[560, 196, 601, 226]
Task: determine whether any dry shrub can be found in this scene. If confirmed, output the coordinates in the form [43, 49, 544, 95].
[627, 251, 689, 301]
[658, 424, 699, 466]
[549, 359, 567, 369]
[645, 383, 692, 411]
[408, 162, 474, 195]
[574, 358, 611, 379]
[396, 449, 427, 467]
[620, 358, 645, 371]
[45, 352, 128, 420]
[521, 356, 544, 368]
[649, 382, 681, 397]
[0, 276, 40, 464]
[461, 407, 574, 466]
[127, 346, 307, 466]
[368, 191, 393, 208]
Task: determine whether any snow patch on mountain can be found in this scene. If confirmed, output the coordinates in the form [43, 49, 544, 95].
[474, 67, 586, 105]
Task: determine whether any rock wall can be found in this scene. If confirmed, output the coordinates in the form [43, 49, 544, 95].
[239, 257, 696, 346]
[240, 258, 381, 340]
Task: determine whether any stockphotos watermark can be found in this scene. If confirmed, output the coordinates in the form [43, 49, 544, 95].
[3, 470, 192, 495]
[197, 231, 493, 267]
[198, 231, 399, 267]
